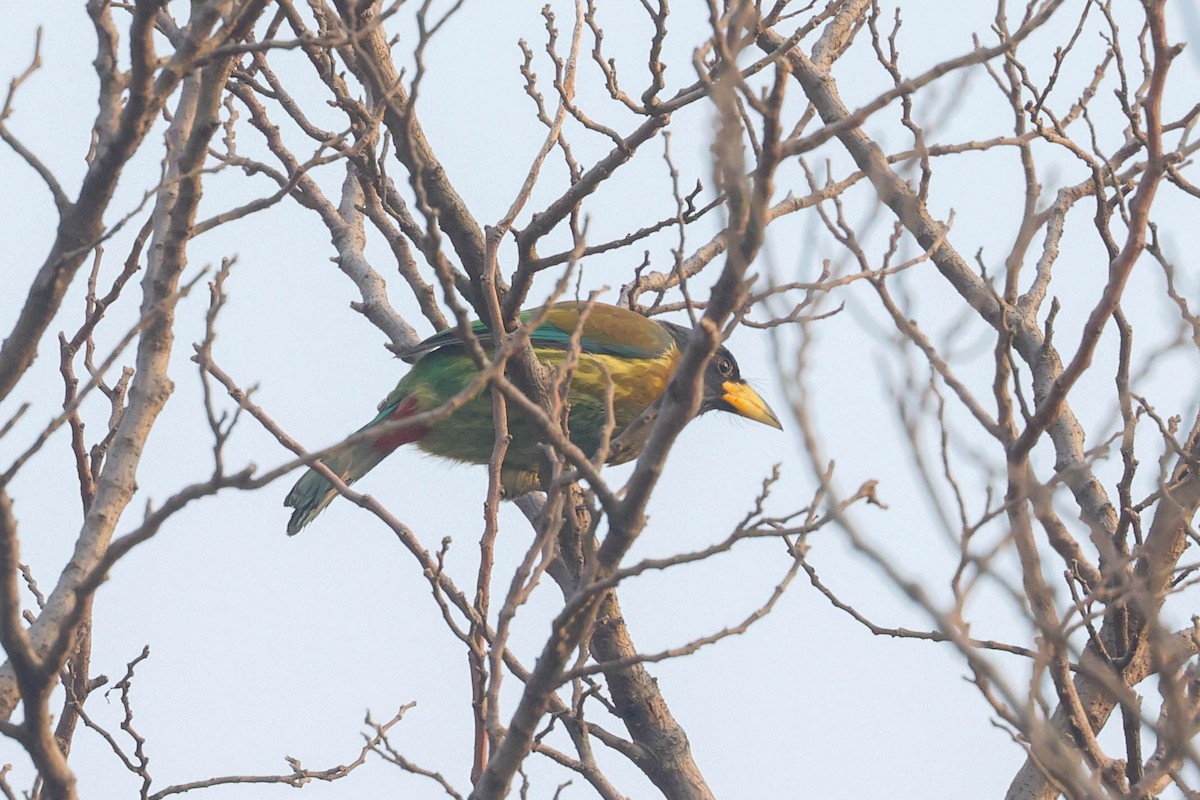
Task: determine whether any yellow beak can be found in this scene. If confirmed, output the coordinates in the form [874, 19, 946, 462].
[722, 381, 783, 430]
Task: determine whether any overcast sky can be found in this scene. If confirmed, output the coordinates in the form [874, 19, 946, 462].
[3, 2, 1200, 798]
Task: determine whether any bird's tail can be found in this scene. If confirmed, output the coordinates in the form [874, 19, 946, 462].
[284, 396, 424, 534]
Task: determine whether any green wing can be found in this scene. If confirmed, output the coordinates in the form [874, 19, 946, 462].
[401, 302, 676, 361]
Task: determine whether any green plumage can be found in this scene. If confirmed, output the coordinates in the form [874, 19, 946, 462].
[394, 335, 673, 480]
[284, 302, 780, 534]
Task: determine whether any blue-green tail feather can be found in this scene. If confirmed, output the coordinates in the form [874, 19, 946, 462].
[283, 441, 388, 535]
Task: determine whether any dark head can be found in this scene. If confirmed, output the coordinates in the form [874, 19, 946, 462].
[660, 321, 782, 430]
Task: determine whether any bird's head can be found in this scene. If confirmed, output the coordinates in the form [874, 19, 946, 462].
[660, 321, 782, 430]
[702, 344, 782, 429]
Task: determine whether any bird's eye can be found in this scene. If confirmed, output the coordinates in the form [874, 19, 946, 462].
[716, 357, 733, 378]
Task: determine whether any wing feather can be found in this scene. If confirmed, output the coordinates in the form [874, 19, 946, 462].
[400, 302, 676, 361]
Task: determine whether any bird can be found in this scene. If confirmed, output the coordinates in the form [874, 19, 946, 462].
[284, 302, 781, 534]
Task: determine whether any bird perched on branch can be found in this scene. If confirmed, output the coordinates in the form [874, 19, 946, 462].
[284, 302, 781, 534]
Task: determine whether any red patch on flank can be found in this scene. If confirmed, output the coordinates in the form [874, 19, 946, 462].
[372, 396, 428, 452]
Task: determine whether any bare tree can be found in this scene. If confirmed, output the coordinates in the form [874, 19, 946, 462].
[1, 1, 1198, 798]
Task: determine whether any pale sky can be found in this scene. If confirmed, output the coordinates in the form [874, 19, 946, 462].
[2, 2, 1199, 798]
